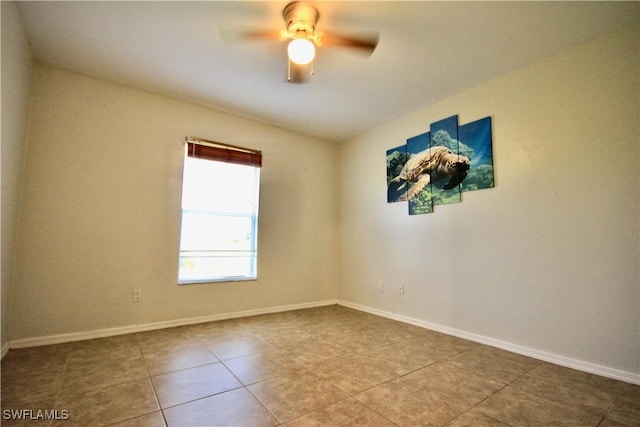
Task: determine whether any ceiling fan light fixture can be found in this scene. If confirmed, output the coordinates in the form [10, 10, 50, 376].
[287, 38, 315, 65]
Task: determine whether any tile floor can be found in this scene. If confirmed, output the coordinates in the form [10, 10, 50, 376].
[1, 305, 638, 426]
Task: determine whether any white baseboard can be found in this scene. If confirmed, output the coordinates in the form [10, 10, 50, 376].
[8, 298, 639, 386]
[337, 300, 640, 386]
[9, 299, 338, 349]
[1, 341, 9, 359]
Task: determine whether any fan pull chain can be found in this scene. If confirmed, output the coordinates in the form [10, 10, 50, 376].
[286, 58, 314, 83]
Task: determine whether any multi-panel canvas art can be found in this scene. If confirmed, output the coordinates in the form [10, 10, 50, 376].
[459, 117, 494, 192]
[387, 115, 494, 215]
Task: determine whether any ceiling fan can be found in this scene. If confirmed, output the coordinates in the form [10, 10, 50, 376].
[224, 1, 379, 83]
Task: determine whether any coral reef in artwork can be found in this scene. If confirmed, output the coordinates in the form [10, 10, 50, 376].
[386, 115, 494, 215]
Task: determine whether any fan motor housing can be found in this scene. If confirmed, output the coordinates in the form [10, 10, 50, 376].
[283, 2, 319, 38]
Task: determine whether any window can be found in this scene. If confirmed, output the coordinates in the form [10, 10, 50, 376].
[178, 137, 261, 284]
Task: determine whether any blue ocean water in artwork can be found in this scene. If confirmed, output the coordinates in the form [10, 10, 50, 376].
[429, 115, 461, 208]
[459, 116, 493, 167]
[385, 114, 494, 212]
[407, 132, 429, 154]
[386, 144, 408, 203]
[458, 116, 494, 191]
[406, 132, 433, 214]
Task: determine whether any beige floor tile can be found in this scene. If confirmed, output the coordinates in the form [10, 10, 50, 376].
[248, 372, 348, 423]
[141, 342, 218, 376]
[280, 339, 349, 365]
[319, 336, 375, 355]
[254, 329, 318, 349]
[135, 327, 199, 352]
[598, 419, 632, 427]
[65, 334, 140, 359]
[423, 335, 476, 360]
[60, 348, 149, 394]
[222, 349, 305, 385]
[64, 345, 143, 370]
[346, 326, 414, 349]
[529, 363, 629, 394]
[2, 305, 634, 427]
[511, 369, 618, 415]
[307, 356, 400, 395]
[475, 385, 603, 426]
[475, 345, 542, 366]
[604, 384, 640, 426]
[402, 361, 505, 406]
[371, 330, 474, 364]
[107, 411, 167, 427]
[445, 409, 511, 426]
[1, 370, 62, 408]
[375, 322, 433, 341]
[1, 346, 69, 378]
[355, 377, 471, 426]
[151, 362, 242, 408]
[1, 349, 68, 408]
[0, 401, 62, 426]
[191, 316, 248, 334]
[201, 333, 277, 360]
[446, 346, 540, 383]
[0, 418, 50, 426]
[163, 387, 278, 427]
[366, 342, 440, 374]
[283, 397, 395, 426]
[53, 378, 159, 427]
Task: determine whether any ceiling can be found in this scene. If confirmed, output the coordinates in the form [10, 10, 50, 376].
[15, 1, 640, 143]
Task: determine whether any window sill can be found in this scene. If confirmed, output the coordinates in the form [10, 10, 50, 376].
[178, 276, 257, 285]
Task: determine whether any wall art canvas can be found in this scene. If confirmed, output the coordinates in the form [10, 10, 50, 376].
[427, 115, 463, 211]
[406, 132, 433, 214]
[458, 116, 494, 191]
[386, 144, 409, 203]
[386, 115, 493, 215]
[388, 133, 437, 214]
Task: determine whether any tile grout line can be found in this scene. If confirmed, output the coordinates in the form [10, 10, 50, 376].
[242, 383, 285, 426]
[188, 329, 281, 424]
[448, 356, 542, 426]
[4, 306, 637, 427]
[48, 349, 72, 427]
[136, 336, 170, 427]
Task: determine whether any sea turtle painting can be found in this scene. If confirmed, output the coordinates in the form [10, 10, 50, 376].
[388, 145, 470, 202]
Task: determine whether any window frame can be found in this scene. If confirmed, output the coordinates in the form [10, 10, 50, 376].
[177, 136, 262, 285]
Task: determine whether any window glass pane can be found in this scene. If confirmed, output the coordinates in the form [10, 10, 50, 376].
[178, 153, 259, 283]
[180, 212, 254, 251]
[182, 158, 258, 213]
[179, 252, 256, 282]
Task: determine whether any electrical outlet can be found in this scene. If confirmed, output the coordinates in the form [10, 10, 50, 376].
[132, 289, 142, 303]
[398, 284, 404, 295]
[377, 282, 384, 293]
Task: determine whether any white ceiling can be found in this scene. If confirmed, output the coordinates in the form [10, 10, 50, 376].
[16, 1, 640, 142]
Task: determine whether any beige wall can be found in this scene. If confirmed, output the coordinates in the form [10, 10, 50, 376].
[1, 1, 34, 352]
[10, 66, 338, 340]
[5, 7, 638, 381]
[338, 24, 639, 376]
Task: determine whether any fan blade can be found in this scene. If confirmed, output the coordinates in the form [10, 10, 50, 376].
[220, 27, 284, 44]
[318, 30, 379, 55]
